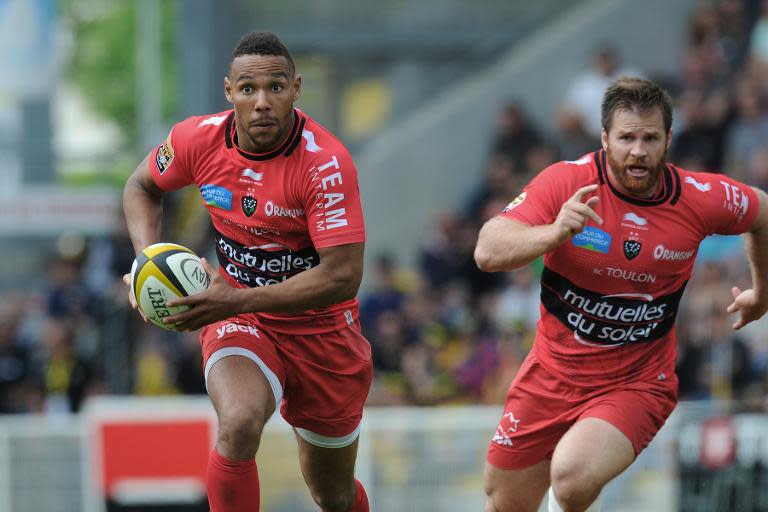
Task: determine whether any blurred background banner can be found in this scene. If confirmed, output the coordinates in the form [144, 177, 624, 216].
[1, 0, 768, 510]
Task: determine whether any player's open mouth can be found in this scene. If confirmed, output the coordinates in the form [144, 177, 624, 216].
[627, 166, 648, 178]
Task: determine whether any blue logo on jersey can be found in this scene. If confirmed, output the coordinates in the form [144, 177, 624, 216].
[201, 184, 233, 210]
[572, 226, 611, 254]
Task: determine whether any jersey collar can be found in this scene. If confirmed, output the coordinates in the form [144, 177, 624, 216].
[224, 109, 306, 161]
[594, 150, 681, 207]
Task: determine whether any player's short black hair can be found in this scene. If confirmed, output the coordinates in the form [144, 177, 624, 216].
[601, 77, 673, 133]
[229, 32, 295, 75]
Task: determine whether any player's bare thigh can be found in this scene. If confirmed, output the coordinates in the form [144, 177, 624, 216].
[207, 355, 277, 459]
[549, 417, 634, 509]
[484, 459, 550, 512]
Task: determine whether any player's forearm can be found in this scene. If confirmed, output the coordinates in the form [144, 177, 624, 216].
[236, 264, 360, 314]
[474, 218, 560, 272]
[123, 176, 164, 253]
[745, 224, 768, 301]
[745, 187, 768, 300]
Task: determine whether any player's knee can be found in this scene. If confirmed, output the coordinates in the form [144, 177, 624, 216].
[483, 479, 500, 511]
[550, 465, 600, 511]
[216, 403, 268, 456]
[483, 496, 502, 512]
[311, 484, 356, 512]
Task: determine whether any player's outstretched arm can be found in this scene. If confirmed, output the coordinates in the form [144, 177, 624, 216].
[728, 187, 768, 329]
[164, 243, 364, 331]
[474, 184, 601, 272]
[123, 152, 166, 253]
[122, 153, 167, 316]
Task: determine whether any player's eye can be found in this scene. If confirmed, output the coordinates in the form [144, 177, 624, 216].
[242, 85, 254, 94]
[271, 83, 284, 92]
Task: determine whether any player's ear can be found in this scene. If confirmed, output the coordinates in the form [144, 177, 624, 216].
[665, 129, 673, 151]
[293, 74, 302, 102]
[601, 129, 608, 151]
[224, 77, 233, 103]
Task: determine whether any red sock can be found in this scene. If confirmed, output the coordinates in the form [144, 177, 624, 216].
[347, 480, 369, 512]
[206, 448, 260, 512]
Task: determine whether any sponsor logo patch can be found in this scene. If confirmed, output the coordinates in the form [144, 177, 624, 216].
[653, 244, 695, 261]
[302, 129, 322, 153]
[264, 200, 304, 218]
[503, 192, 526, 212]
[242, 195, 257, 217]
[623, 212, 647, 226]
[623, 240, 641, 260]
[241, 168, 263, 181]
[685, 176, 711, 192]
[720, 181, 749, 221]
[572, 226, 612, 254]
[155, 136, 174, 174]
[198, 114, 228, 127]
[216, 323, 260, 339]
[492, 412, 521, 447]
[201, 184, 233, 210]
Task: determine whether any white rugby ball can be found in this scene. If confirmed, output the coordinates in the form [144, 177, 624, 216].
[130, 242, 210, 330]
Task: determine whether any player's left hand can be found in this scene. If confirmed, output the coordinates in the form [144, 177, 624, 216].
[164, 258, 244, 331]
[726, 286, 768, 330]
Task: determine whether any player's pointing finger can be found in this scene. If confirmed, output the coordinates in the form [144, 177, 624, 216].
[571, 184, 599, 202]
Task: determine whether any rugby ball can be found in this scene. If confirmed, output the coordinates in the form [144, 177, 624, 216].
[130, 243, 210, 330]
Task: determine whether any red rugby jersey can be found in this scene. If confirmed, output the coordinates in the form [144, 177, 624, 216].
[500, 150, 758, 387]
[148, 108, 365, 334]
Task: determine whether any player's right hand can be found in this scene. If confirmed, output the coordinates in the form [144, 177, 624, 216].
[122, 273, 148, 322]
[552, 184, 602, 243]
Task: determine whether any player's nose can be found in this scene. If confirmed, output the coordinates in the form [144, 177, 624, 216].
[253, 91, 271, 111]
[629, 140, 648, 158]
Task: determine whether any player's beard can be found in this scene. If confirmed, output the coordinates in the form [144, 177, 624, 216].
[606, 146, 667, 198]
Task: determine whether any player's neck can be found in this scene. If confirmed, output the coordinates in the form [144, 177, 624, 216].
[234, 110, 296, 155]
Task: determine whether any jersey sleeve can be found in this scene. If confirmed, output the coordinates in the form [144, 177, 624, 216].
[301, 148, 366, 248]
[147, 119, 197, 192]
[697, 172, 759, 235]
[499, 162, 578, 226]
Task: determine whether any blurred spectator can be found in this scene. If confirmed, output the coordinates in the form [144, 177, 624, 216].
[359, 253, 406, 333]
[133, 329, 180, 396]
[723, 78, 768, 178]
[0, 299, 41, 413]
[490, 102, 543, 169]
[561, 43, 642, 139]
[492, 266, 540, 336]
[174, 331, 206, 395]
[554, 110, 599, 162]
[751, 0, 768, 56]
[465, 152, 519, 221]
[705, 306, 759, 401]
[671, 88, 730, 171]
[46, 253, 99, 321]
[38, 317, 100, 413]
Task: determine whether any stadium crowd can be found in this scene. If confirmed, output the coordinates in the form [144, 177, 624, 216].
[1, 0, 768, 414]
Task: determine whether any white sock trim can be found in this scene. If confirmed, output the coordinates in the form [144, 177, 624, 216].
[548, 487, 602, 512]
[204, 347, 283, 406]
[548, 487, 563, 512]
[295, 425, 361, 448]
